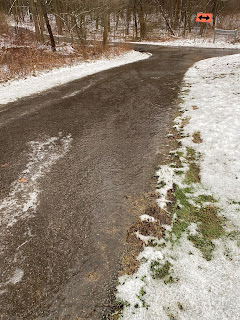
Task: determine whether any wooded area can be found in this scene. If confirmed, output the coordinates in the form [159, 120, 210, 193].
[1, 0, 240, 51]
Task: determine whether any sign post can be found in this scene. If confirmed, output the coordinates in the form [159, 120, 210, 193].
[194, 13, 213, 42]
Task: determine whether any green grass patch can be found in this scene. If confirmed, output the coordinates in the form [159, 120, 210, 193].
[196, 194, 216, 203]
[186, 147, 198, 161]
[197, 205, 224, 239]
[182, 187, 193, 194]
[188, 235, 215, 261]
[181, 148, 201, 184]
[184, 162, 201, 184]
[172, 219, 189, 241]
[175, 170, 185, 175]
[171, 185, 225, 260]
[150, 260, 172, 280]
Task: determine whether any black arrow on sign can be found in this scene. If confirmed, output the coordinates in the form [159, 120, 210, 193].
[199, 15, 210, 21]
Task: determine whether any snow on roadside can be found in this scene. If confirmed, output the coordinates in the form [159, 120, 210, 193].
[0, 51, 151, 106]
[181, 53, 240, 227]
[116, 53, 240, 319]
[132, 38, 240, 49]
[117, 234, 240, 320]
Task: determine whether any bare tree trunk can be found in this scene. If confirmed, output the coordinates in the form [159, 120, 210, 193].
[187, 0, 192, 33]
[211, 0, 221, 27]
[53, 0, 63, 34]
[183, 10, 187, 36]
[102, 15, 108, 48]
[126, 6, 131, 35]
[158, 2, 175, 36]
[133, 0, 138, 39]
[173, 0, 181, 29]
[30, 0, 41, 41]
[39, 0, 56, 52]
[37, 1, 45, 42]
[138, 0, 146, 40]
[96, 16, 99, 30]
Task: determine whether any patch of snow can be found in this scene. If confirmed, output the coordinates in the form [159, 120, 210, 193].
[162, 224, 172, 232]
[117, 234, 240, 320]
[135, 232, 150, 245]
[140, 215, 156, 223]
[156, 165, 175, 209]
[8, 268, 24, 285]
[0, 290, 7, 295]
[138, 246, 164, 262]
[0, 133, 72, 228]
[56, 43, 76, 55]
[186, 223, 198, 236]
[0, 51, 151, 106]
[132, 38, 240, 49]
[0, 268, 24, 291]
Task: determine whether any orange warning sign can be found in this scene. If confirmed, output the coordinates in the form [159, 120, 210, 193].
[196, 13, 213, 23]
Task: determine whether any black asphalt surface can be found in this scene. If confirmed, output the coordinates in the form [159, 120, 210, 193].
[0, 45, 239, 320]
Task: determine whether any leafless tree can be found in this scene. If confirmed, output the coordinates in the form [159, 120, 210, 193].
[1, 0, 239, 46]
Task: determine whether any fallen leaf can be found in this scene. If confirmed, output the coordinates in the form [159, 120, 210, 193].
[18, 178, 28, 183]
[1, 163, 9, 168]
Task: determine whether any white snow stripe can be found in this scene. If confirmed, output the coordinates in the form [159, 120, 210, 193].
[0, 51, 151, 106]
[0, 133, 72, 228]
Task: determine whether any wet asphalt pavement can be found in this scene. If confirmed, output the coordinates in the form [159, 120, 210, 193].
[0, 45, 239, 320]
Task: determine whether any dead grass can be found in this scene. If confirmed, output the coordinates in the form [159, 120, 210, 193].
[120, 193, 156, 275]
[181, 116, 191, 127]
[120, 240, 142, 276]
[0, 26, 132, 83]
[86, 272, 100, 282]
[72, 41, 132, 60]
[119, 114, 181, 278]
[0, 46, 74, 82]
[120, 193, 156, 276]
[185, 162, 201, 184]
[192, 131, 203, 144]
[120, 190, 172, 276]
[105, 302, 124, 320]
